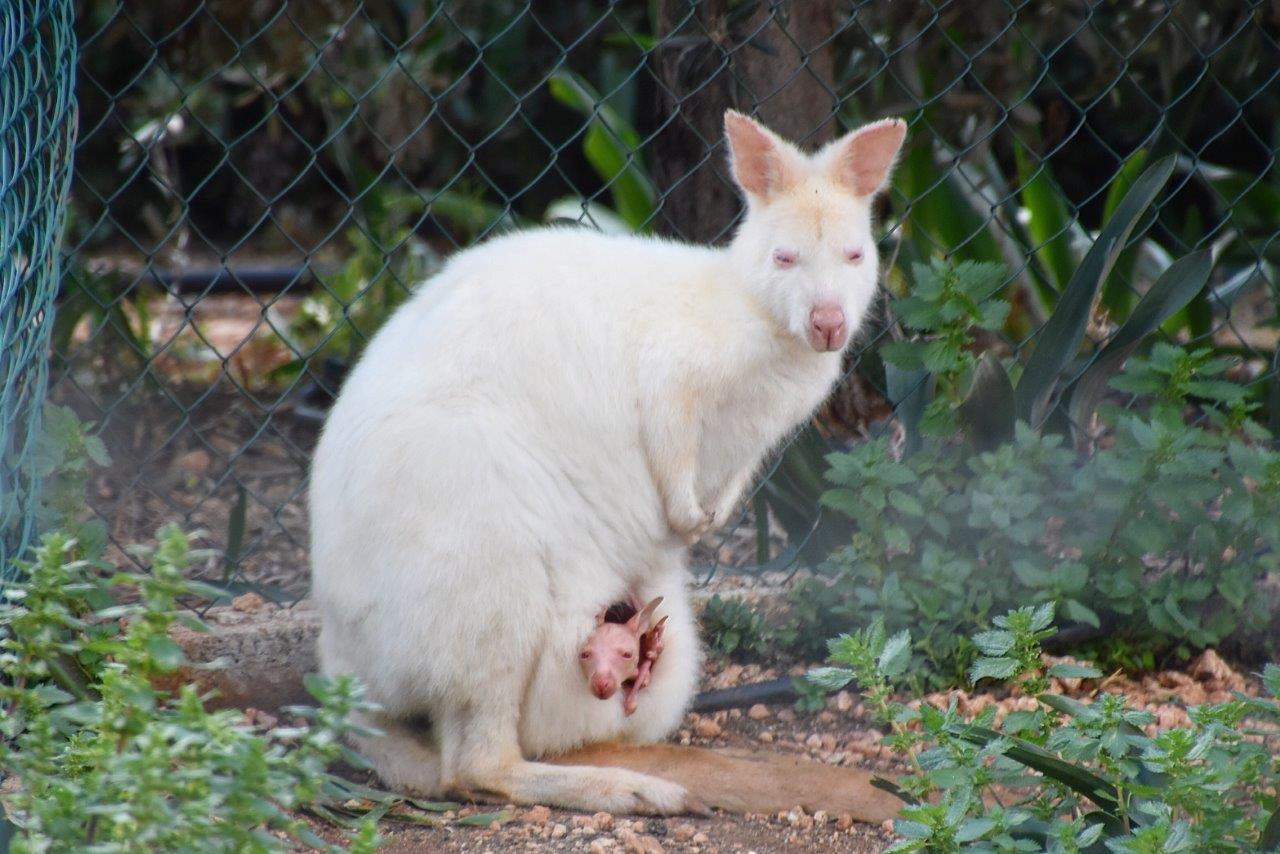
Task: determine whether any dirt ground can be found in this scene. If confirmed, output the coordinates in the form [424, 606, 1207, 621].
[282, 646, 1272, 853]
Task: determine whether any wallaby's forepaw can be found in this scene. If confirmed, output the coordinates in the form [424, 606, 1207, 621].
[666, 500, 712, 545]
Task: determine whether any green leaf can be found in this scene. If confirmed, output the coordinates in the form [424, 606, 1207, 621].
[958, 352, 1015, 450]
[955, 817, 998, 842]
[145, 635, 186, 670]
[455, 810, 512, 827]
[1063, 598, 1101, 629]
[970, 657, 1020, 682]
[1066, 250, 1212, 439]
[972, 629, 1015, 656]
[1047, 663, 1102, 680]
[807, 666, 855, 692]
[1015, 155, 1176, 425]
[1013, 145, 1076, 295]
[548, 71, 653, 231]
[878, 630, 912, 678]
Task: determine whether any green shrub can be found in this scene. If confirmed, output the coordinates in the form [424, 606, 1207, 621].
[806, 328, 1280, 688]
[810, 605, 1280, 851]
[699, 594, 774, 661]
[0, 527, 385, 851]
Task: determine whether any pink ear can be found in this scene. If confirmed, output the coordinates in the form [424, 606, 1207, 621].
[628, 596, 664, 632]
[724, 110, 797, 201]
[829, 118, 907, 196]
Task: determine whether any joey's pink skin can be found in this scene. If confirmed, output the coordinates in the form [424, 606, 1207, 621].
[579, 597, 667, 715]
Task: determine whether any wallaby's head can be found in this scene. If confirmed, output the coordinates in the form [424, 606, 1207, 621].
[724, 110, 906, 353]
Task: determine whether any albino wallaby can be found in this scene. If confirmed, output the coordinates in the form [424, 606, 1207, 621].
[580, 596, 667, 715]
[309, 109, 906, 814]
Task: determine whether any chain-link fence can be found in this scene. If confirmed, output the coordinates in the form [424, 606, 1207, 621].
[44, 1, 1280, 601]
[1, 0, 77, 573]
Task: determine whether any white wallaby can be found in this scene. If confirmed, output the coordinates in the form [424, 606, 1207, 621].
[309, 110, 906, 814]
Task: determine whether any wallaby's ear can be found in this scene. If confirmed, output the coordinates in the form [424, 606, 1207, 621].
[724, 110, 800, 202]
[827, 118, 907, 197]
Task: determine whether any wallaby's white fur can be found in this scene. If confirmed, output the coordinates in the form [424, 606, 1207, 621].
[310, 111, 906, 813]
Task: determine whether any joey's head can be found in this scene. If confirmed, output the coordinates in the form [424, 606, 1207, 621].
[579, 596, 664, 701]
[724, 110, 906, 353]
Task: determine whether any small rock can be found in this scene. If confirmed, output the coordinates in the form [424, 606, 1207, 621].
[589, 840, 614, 854]
[747, 704, 770, 720]
[693, 717, 722, 738]
[820, 734, 837, 752]
[804, 733, 823, 751]
[757, 730, 774, 744]
[231, 592, 267, 613]
[816, 711, 836, 723]
[776, 708, 797, 723]
[1188, 649, 1232, 684]
[672, 824, 697, 842]
[174, 449, 211, 474]
[835, 814, 853, 831]
[813, 810, 828, 825]
[524, 805, 551, 825]
[551, 823, 568, 839]
[593, 812, 615, 832]
[721, 663, 744, 685]
[691, 832, 709, 845]
[881, 819, 896, 833]
[834, 691, 854, 712]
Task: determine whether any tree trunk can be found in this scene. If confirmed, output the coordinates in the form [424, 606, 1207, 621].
[652, 0, 837, 244]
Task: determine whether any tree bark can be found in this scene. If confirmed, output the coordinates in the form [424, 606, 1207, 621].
[652, 0, 837, 244]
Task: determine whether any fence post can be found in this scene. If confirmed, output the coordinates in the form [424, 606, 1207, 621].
[652, 0, 836, 244]
[0, 0, 78, 571]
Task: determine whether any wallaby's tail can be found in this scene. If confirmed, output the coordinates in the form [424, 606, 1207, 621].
[551, 743, 902, 822]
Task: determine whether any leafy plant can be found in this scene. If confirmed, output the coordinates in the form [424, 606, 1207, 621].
[808, 329, 1279, 687]
[699, 594, 774, 661]
[810, 605, 1280, 852]
[0, 527, 381, 851]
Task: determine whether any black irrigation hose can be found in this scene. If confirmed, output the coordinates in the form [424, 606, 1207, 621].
[690, 620, 1115, 713]
[150, 264, 319, 294]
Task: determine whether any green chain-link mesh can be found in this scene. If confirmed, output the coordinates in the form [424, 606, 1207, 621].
[0, 0, 77, 572]
[43, 2, 1280, 599]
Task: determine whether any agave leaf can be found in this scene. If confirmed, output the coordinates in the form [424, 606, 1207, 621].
[1100, 150, 1151, 317]
[885, 364, 932, 455]
[958, 352, 1015, 450]
[1262, 803, 1280, 851]
[1015, 156, 1176, 426]
[1013, 145, 1076, 296]
[946, 723, 1121, 815]
[1065, 250, 1212, 441]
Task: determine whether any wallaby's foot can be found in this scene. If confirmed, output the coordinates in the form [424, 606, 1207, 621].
[461, 761, 698, 815]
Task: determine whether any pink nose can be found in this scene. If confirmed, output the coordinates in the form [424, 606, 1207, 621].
[808, 304, 847, 352]
[591, 674, 617, 700]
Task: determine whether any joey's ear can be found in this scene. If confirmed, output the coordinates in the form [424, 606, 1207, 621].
[724, 110, 801, 202]
[827, 118, 907, 197]
[629, 596, 664, 631]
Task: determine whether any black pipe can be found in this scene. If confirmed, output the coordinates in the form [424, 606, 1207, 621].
[149, 264, 321, 294]
[689, 619, 1115, 713]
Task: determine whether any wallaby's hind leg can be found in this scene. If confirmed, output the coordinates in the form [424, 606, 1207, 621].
[438, 694, 693, 814]
[348, 711, 443, 796]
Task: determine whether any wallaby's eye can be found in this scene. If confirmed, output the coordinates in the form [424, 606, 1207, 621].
[845, 248, 865, 264]
[621, 650, 634, 659]
[772, 247, 798, 268]
[580, 650, 591, 659]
